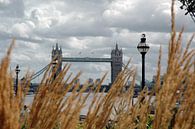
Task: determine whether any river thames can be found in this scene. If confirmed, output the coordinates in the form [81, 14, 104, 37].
[25, 93, 155, 116]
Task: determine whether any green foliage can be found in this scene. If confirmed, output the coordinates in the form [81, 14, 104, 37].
[147, 115, 154, 129]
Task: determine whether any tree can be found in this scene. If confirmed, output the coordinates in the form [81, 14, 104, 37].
[178, 0, 195, 22]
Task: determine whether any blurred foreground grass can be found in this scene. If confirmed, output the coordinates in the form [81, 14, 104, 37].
[0, 0, 195, 129]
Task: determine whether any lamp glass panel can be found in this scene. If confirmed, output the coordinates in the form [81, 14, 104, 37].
[137, 43, 149, 53]
[145, 46, 149, 52]
[138, 47, 143, 52]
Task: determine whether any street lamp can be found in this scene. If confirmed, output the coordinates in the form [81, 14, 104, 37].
[15, 64, 20, 95]
[137, 34, 150, 90]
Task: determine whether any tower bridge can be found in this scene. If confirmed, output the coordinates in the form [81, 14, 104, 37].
[52, 43, 123, 84]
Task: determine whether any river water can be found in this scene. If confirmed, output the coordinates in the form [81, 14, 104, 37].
[25, 93, 155, 115]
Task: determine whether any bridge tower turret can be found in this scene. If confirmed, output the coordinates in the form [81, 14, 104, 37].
[111, 44, 123, 83]
[51, 43, 62, 76]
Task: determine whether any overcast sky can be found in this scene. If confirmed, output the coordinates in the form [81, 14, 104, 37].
[0, 0, 194, 84]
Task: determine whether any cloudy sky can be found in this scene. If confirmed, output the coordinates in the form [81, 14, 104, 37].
[0, 0, 194, 84]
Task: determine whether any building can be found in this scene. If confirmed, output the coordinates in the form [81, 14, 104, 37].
[51, 43, 62, 76]
[111, 44, 123, 83]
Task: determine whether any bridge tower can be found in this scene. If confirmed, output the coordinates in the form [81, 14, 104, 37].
[51, 43, 62, 76]
[111, 44, 123, 83]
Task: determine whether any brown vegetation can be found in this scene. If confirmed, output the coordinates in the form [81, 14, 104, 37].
[0, 0, 194, 129]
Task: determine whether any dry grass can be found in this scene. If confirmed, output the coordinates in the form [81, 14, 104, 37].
[0, 0, 195, 129]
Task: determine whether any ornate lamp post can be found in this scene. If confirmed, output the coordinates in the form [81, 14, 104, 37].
[137, 34, 150, 90]
[15, 64, 20, 95]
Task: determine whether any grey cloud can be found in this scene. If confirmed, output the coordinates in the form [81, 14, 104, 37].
[35, 18, 112, 38]
[0, 30, 12, 40]
[62, 0, 109, 13]
[103, 0, 195, 32]
[0, 0, 24, 17]
[0, 0, 194, 83]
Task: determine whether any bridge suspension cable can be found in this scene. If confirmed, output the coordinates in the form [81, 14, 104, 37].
[30, 64, 50, 81]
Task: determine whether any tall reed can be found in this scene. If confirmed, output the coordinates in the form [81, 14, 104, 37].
[0, 0, 194, 129]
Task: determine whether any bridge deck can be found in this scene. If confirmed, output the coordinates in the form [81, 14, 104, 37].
[62, 57, 112, 62]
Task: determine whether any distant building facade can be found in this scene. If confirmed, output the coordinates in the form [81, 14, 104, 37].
[152, 75, 164, 85]
[111, 44, 123, 83]
[51, 43, 62, 76]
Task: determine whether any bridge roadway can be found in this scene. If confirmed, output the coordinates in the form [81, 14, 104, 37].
[62, 57, 112, 62]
